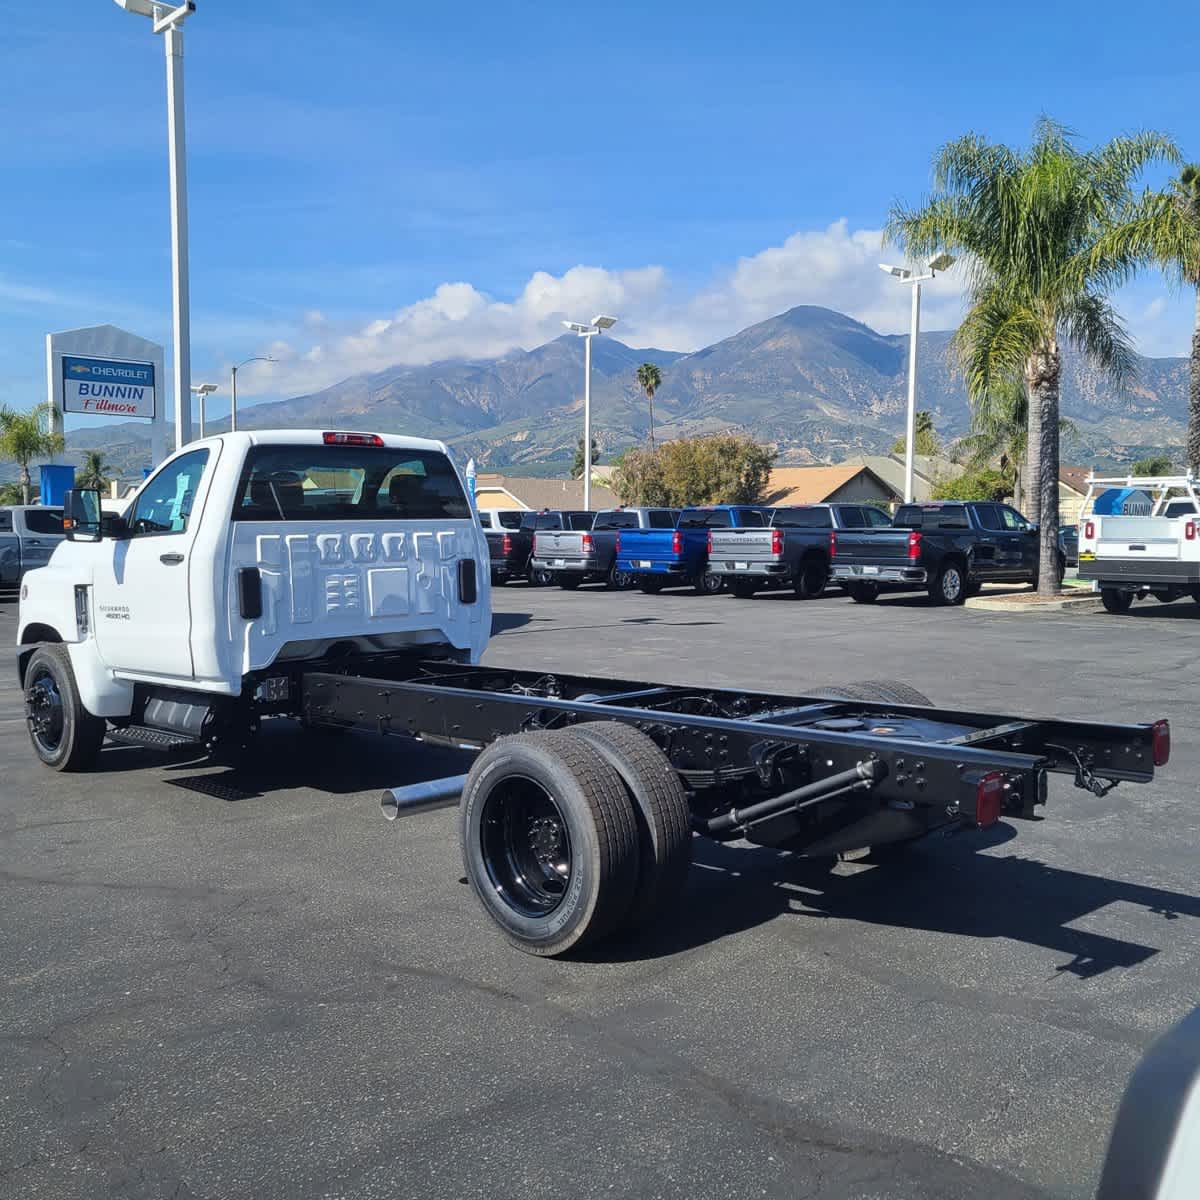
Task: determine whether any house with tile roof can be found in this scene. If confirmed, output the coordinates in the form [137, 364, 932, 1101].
[763, 464, 899, 507]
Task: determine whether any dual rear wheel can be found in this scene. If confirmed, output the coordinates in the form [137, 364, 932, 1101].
[460, 724, 692, 956]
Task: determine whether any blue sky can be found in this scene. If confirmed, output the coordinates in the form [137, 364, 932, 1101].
[2, 0, 1198, 431]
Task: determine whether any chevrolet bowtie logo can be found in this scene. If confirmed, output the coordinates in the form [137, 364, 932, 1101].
[68, 364, 90, 374]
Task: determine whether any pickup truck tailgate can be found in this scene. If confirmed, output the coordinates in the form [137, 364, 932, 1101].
[1095, 516, 1182, 560]
[617, 529, 678, 566]
[536, 531, 586, 558]
[833, 530, 910, 562]
[710, 529, 778, 566]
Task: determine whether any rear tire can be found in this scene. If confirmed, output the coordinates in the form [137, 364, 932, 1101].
[528, 565, 554, 587]
[793, 556, 829, 599]
[607, 563, 635, 590]
[568, 723, 692, 932]
[460, 732, 640, 956]
[930, 560, 967, 606]
[23, 644, 105, 772]
[730, 579, 758, 599]
[695, 570, 724, 596]
[1101, 588, 1134, 614]
[848, 582, 879, 604]
[806, 679, 933, 706]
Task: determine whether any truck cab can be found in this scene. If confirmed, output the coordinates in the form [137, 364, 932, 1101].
[0, 504, 65, 591]
[17, 430, 489, 769]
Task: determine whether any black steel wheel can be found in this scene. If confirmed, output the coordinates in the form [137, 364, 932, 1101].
[567, 723, 692, 932]
[793, 555, 830, 599]
[847, 582, 879, 604]
[1101, 588, 1134, 614]
[460, 732, 639, 956]
[695, 570, 724, 596]
[23, 644, 105, 771]
[730, 579, 758, 599]
[930, 560, 968, 606]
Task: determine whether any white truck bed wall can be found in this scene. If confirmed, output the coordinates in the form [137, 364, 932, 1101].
[210, 521, 490, 681]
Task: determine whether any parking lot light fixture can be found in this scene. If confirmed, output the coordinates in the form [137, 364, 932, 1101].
[230, 356, 276, 432]
[878, 256, 956, 502]
[561, 315, 619, 510]
[112, 0, 197, 450]
[190, 382, 218, 437]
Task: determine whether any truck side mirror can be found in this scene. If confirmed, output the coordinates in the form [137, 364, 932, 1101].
[63, 488, 103, 542]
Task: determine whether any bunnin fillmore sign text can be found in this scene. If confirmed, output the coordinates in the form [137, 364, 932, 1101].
[61, 354, 156, 419]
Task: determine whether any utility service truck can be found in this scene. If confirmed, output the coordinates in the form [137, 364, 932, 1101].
[15, 430, 1172, 957]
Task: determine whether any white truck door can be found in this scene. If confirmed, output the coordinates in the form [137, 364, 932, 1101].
[92, 446, 217, 678]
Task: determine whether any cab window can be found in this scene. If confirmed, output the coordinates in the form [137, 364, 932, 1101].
[1000, 506, 1030, 531]
[128, 449, 211, 536]
[864, 506, 892, 527]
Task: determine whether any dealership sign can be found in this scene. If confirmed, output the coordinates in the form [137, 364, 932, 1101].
[61, 354, 156, 419]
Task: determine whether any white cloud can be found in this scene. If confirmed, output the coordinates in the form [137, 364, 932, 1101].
[237, 220, 972, 395]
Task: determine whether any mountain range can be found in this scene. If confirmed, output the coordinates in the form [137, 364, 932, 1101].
[55, 305, 1192, 479]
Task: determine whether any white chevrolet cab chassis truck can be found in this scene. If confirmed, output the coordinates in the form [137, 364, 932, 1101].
[15, 429, 1172, 957]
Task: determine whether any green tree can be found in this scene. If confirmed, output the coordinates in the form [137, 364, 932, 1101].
[612, 433, 774, 506]
[930, 467, 1011, 501]
[0, 482, 23, 505]
[635, 363, 663, 449]
[1131, 454, 1173, 475]
[887, 118, 1177, 595]
[1088, 165, 1200, 470]
[0, 403, 65, 505]
[891, 410, 941, 457]
[76, 449, 114, 492]
[570, 436, 601, 480]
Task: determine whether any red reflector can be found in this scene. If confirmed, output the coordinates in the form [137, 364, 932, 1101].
[501, 533, 512, 555]
[322, 431, 384, 447]
[976, 772, 1005, 828]
[672, 530, 682, 555]
[1152, 719, 1171, 766]
[1187, 522, 1196, 542]
[1084, 520, 1095, 540]
[907, 530, 922, 562]
[771, 528, 783, 555]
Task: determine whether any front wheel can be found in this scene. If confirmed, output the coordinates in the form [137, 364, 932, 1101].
[23, 645, 105, 771]
[793, 556, 830, 599]
[1101, 588, 1134, 615]
[930, 561, 967, 606]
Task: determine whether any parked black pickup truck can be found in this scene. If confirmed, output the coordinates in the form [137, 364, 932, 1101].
[709, 503, 892, 598]
[487, 509, 594, 585]
[831, 500, 1039, 605]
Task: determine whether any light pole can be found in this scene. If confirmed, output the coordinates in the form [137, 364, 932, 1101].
[113, 1, 197, 450]
[562, 314, 618, 510]
[878, 255, 955, 503]
[191, 382, 218, 437]
[230, 356, 276, 432]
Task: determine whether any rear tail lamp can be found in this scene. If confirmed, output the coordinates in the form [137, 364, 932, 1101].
[975, 772, 1005, 828]
[501, 533, 513, 555]
[771, 528, 783, 555]
[830, 530, 838, 557]
[1084, 520, 1095, 540]
[707, 530, 714, 554]
[907, 530, 922, 562]
[1186, 522, 1197, 542]
[1152, 719, 1171, 766]
[322, 431, 384, 447]
[615, 532, 621, 554]
[672, 530, 682, 555]
[581, 532, 593, 553]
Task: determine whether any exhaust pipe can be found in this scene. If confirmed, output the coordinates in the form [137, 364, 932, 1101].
[379, 775, 468, 822]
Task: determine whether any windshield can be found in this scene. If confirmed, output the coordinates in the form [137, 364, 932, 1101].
[232, 445, 470, 521]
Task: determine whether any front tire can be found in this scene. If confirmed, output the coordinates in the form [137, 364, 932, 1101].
[930, 561, 967, 606]
[460, 732, 640, 956]
[1101, 588, 1134, 614]
[23, 645, 105, 771]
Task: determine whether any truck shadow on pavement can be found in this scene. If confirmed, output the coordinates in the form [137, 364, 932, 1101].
[592, 828, 1200, 978]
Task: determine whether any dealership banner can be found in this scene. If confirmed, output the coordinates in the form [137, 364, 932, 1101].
[61, 354, 156, 419]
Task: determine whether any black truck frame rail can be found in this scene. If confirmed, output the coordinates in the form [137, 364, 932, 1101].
[300, 659, 1170, 855]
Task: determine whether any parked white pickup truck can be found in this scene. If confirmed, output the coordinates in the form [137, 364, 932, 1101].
[16, 430, 489, 769]
[1077, 473, 1200, 614]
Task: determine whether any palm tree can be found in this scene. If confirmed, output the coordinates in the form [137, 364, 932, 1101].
[76, 449, 114, 492]
[0, 403, 65, 505]
[1087, 164, 1200, 471]
[887, 118, 1178, 595]
[636, 363, 663, 449]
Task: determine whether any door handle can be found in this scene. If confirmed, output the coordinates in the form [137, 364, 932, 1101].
[160, 552, 185, 565]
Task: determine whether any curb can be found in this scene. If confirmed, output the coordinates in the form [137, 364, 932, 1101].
[965, 591, 1103, 614]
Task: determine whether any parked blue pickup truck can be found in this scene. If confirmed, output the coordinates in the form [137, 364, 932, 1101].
[615, 504, 772, 594]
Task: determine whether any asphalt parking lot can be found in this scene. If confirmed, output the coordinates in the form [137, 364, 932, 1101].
[2, 583, 1199, 1200]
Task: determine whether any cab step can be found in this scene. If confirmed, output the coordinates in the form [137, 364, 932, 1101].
[106, 725, 201, 752]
